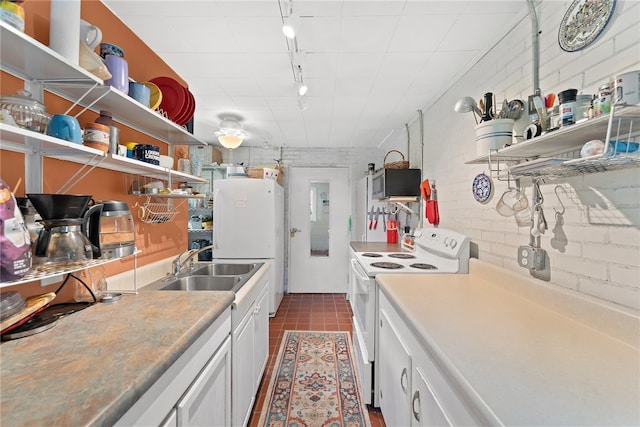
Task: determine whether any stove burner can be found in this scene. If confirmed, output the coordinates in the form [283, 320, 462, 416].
[388, 253, 416, 259]
[370, 262, 404, 269]
[361, 253, 383, 258]
[410, 263, 437, 270]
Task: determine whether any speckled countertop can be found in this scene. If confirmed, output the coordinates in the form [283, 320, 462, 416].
[377, 259, 640, 426]
[0, 291, 234, 426]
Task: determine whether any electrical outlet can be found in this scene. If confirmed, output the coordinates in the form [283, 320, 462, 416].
[517, 246, 546, 271]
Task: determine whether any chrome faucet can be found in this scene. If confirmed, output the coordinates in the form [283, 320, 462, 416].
[171, 244, 216, 276]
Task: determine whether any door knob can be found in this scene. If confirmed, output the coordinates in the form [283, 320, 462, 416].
[290, 227, 301, 237]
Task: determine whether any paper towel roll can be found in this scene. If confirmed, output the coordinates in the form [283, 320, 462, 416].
[49, 0, 81, 65]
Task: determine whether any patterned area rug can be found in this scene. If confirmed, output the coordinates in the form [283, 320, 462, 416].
[259, 330, 371, 427]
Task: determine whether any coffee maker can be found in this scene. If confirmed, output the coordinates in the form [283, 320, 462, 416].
[27, 194, 102, 268]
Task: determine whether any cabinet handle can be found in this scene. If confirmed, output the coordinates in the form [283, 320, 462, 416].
[254, 305, 260, 316]
[412, 390, 421, 422]
[400, 367, 408, 394]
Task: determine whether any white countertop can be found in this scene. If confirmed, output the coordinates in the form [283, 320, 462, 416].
[377, 259, 640, 426]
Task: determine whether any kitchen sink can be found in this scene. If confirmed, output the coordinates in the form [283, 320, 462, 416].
[190, 263, 258, 276]
[158, 275, 242, 292]
[143, 262, 264, 293]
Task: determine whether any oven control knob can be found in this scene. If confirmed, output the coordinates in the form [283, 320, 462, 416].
[450, 239, 457, 249]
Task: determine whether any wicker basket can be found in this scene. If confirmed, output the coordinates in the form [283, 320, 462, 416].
[247, 168, 263, 179]
[247, 165, 284, 186]
[384, 150, 410, 169]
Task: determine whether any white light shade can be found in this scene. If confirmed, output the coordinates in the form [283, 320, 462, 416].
[218, 135, 243, 149]
[282, 14, 298, 39]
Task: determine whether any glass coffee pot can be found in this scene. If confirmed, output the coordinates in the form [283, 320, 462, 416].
[26, 194, 102, 269]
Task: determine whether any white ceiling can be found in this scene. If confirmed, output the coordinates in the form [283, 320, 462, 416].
[103, 0, 529, 149]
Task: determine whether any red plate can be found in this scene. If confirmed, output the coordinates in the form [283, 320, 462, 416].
[173, 85, 192, 126]
[179, 88, 196, 126]
[149, 77, 186, 123]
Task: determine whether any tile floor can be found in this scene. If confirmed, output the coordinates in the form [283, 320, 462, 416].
[248, 293, 386, 427]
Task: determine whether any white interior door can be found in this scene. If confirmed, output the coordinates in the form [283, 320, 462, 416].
[288, 167, 350, 293]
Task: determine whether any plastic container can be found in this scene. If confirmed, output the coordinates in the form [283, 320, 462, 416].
[558, 89, 578, 127]
[0, 90, 50, 133]
[0, 0, 25, 32]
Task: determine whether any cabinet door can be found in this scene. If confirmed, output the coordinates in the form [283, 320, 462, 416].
[232, 304, 256, 427]
[160, 409, 177, 427]
[378, 307, 412, 427]
[176, 336, 231, 427]
[412, 366, 452, 427]
[254, 280, 270, 391]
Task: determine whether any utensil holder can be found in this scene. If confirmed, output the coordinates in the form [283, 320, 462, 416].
[474, 119, 514, 156]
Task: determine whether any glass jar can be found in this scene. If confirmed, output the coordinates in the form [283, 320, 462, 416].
[0, 0, 25, 32]
[0, 89, 50, 133]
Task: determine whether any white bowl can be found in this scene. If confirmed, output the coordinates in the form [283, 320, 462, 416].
[159, 155, 173, 169]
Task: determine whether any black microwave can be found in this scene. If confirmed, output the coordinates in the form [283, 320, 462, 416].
[371, 168, 421, 200]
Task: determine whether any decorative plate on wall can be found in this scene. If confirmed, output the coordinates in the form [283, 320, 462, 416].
[472, 172, 494, 204]
[558, 0, 615, 52]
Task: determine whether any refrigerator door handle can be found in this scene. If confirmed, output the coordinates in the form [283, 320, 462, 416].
[213, 188, 220, 251]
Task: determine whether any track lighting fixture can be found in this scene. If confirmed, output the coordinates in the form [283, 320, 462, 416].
[282, 12, 298, 39]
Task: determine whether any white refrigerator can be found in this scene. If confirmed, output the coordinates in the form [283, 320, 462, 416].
[213, 178, 284, 316]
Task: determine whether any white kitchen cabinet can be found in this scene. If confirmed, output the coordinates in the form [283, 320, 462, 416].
[231, 266, 270, 427]
[253, 281, 269, 390]
[176, 336, 231, 426]
[378, 291, 478, 426]
[378, 306, 412, 427]
[115, 309, 231, 427]
[412, 366, 452, 427]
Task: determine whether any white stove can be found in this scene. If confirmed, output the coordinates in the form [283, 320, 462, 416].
[354, 228, 469, 276]
[349, 228, 470, 406]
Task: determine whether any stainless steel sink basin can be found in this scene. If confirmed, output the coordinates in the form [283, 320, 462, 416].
[191, 263, 258, 276]
[143, 262, 264, 293]
[156, 275, 242, 292]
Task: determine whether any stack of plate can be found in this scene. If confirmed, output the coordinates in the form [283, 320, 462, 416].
[149, 76, 196, 126]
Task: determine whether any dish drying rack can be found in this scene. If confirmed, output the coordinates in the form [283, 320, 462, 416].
[134, 197, 180, 224]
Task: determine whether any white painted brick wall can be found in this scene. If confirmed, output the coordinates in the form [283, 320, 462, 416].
[386, 0, 640, 310]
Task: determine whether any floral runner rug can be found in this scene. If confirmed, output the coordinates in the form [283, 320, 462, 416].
[258, 330, 371, 427]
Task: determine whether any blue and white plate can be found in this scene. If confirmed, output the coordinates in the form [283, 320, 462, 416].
[472, 173, 494, 204]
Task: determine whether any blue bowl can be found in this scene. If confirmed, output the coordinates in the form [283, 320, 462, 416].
[99, 42, 124, 59]
[611, 141, 639, 153]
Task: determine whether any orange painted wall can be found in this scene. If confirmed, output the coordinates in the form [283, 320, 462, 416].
[1, 0, 194, 299]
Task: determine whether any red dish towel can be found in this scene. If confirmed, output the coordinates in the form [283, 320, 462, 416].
[426, 200, 439, 225]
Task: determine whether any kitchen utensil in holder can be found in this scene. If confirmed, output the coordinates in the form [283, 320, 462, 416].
[383, 150, 409, 169]
[135, 198, 179, 224]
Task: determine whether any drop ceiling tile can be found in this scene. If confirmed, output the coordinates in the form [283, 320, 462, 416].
[338, 16, 399, 52]
[333, 77, 375, 97]
[403, 1, 467, 15]
[335, 53, 384, 79]
[298, 16, 342, 52]
[387, 14, 457, 53]
[341, 1, 407, 16]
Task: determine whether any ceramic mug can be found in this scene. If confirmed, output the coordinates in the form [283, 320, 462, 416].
[80, 19, 102, 50]
[46, 114, 82, 143]
[128, 82, 151, 107]
[104, 55, 128, 94]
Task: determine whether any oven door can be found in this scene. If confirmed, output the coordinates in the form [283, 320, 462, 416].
[350, 258, 376, 360]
